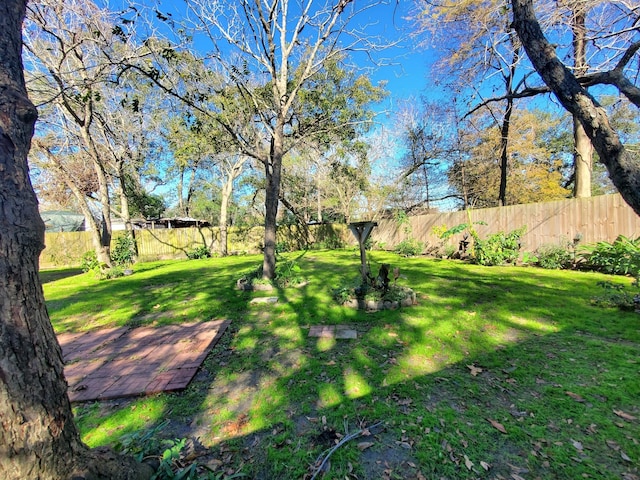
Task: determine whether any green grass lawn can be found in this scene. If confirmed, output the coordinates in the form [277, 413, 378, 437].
[41, 250, 640, 479]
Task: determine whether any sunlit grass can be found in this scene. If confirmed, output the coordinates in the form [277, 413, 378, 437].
[42, 250, 640, 479]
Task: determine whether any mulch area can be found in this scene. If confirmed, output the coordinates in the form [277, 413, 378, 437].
[57, 319, 230, 403]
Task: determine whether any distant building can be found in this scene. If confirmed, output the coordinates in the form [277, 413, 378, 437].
[40, 211, 85, 232]
[116, 217, 211, 230]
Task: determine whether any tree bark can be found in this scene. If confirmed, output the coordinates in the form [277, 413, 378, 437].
[218, 156, 244, 257]
[262, 125, 284, 280]
[498, 96, 514, 206]
[571, 5, 592, 198]
[498, 45, 519, 207]
[573, 116, 593, 197]
[0, 2, 152, 478]
[511, 0, 640, 216]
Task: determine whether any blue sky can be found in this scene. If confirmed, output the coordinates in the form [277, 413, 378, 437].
[143, 0, 436, 104]
[358, 1, 431, 97]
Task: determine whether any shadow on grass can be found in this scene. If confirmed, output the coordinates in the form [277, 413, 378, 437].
[63, 251, 639, 479]
[39, 267, 84, 284]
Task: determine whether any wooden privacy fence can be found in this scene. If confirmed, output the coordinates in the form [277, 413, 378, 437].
[372, 193, 640, 254]
[40, 222, 350, 269]
[40, 194, 640, 269]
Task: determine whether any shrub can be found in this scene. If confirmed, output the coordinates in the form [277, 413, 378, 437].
[578, 235, 640, 277]
[111, 234, 136, 267]
[394, 238, 424, 257]
[536, 244, 573, 269]
[80, 250, 99, 273]
[186, 245, 211, 260]
[99, 265, 125, 280]
[472, 227, 525, 266]
[521, 251, 539, 266]
[591, 281, 639, 311]
[274, 257, 305, 287]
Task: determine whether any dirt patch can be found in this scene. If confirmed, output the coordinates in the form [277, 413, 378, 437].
[360, 431, 423, 480]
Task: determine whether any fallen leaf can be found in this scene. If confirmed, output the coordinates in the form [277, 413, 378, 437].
[571, 439, 583, 452]
[606, 439, 620, 451]
[357, 442, 374, 451]
[464, 455, 473, 470]
[566, 391, 585, 402]
[614, 410, 637, 421]
[621, 451, 632, 462]
[480, 461, 491, 471]
[487, 418, 507, 434]
[467, 364, 483, 376]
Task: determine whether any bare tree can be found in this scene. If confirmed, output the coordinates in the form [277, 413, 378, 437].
[412, 0, 536, 207]
[23, 0, 149, 266]
[177, 0, 388, 279]
[510, 0, 640, 215]
[0, 0, 152, 477]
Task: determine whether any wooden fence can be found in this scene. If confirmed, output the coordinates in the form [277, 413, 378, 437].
[40, 222, 350, 269]
[372, 193, 640, 254]
[40, 194, 640, 269]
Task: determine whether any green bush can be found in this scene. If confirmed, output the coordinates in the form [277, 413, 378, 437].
[521, 251, 539, 266]
[472, 227, 525, 266]
[186, 245, 211, 260]
[591, 281, 639, 310]
[394, 238, 424, 257]
[579, 235, 640, 277]
[80, 250, 99, 273]
[99, 265, 125, 280]
[111, 234, 136, 267]
[536, 244, 573, 269]
[274, 257, 305, 287]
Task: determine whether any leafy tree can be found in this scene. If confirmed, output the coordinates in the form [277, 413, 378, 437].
[448, 109, 571, 207]
[143, 0, 389, 279]
[0, 0, 152, 477]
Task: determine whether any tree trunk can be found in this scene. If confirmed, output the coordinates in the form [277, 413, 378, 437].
[117, 166, 139, 257]
[36, 145, 112, 267]
[573, 116, 593, 197]
[511, 0, 640, 216]
[79, 125, 112, 266]
[571, 6, 592, 198]
[0, 3, 152, 478]
[262, 128, 284, 280]
[498, 96, 514, 206]
[218, 157, 244, 257]
[498, 44, 519, 207]
[219, 174, 233, 257]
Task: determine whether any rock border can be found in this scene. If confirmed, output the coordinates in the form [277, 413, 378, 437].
[236, 279, 310, 291]
[236, 278, 274, 291]
[342, 289, 417, 312]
